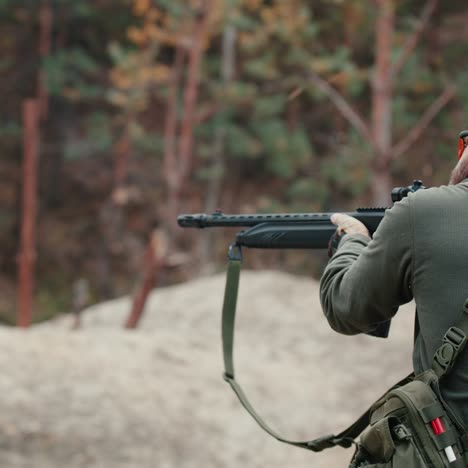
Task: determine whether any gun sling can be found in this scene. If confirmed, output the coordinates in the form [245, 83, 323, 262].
[221, 243, 468, 453]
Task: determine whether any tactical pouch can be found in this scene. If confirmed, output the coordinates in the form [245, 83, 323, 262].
[349, 302, 468, 467]
[351, 371, 467, 467]
[355, 417, 429, 467]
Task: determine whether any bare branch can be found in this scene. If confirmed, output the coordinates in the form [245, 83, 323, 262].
[390, 0, 438, 80]
[391, 85, 456, 160]
[124, 230, 167, 329]
[163, 46, 184, 191]
[372, 0, 394, 155]
[308, 70, 373, 143]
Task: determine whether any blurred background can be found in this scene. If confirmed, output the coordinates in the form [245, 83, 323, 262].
[4, 0, 468, 323]
[2, 0, 468, 467]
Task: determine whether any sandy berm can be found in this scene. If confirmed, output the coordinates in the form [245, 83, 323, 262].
[0, 271, 414, 468]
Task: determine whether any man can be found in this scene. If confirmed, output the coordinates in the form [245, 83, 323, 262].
[320, 134, 468, 428]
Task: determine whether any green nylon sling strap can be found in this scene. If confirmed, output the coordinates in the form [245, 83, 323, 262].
[221, 243, 413, 452]
[429, 299, 468, 442]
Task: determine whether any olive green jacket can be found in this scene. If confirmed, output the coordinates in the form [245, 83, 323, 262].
[320, 180, 468, 427]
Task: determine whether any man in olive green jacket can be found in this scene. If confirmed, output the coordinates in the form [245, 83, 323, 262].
[320, 141, 468, 428]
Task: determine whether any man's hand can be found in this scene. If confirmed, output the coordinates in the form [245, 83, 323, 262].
[330, 213, 370, 239]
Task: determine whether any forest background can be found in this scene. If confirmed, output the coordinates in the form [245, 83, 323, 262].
[2, 0, 468, 324]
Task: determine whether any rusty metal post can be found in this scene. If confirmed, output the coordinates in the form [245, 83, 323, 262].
[17, 99, 40, 328]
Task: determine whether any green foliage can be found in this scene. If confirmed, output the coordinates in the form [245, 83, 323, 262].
[287, 178, 329, 210]
[230, 10, 259, 32]
[43, 48, 100, 98]
[221, 81, 258, 105]
[0, 58, 12, 72]
[0, 211, 14, 230]
[224, 123, 261, 159]
[253, 95, 286, 118]
[0, 121, 21, 155]
[35, 274, 73, 323]
[66, 2, 95, 17]
[86, 112, 113, 150]
[251, 121, 313, 178]
[134, 131, 164, 156]
[244, 52, 280, 80]
[151, 0, 188, 18]
[0, 121, 21, 139]
[392, 95, 420, 132]
[63, 112, 113, 160]
[454, 71, 468, 124]
[2, 0, 468, 316]
[321, 136, 373, 199]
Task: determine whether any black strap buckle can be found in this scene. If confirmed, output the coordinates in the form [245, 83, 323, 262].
[445, 327, 467, 349]
[433, 327, 467, 377]
[307, 434, 355, 451]
[393, 424, 412, 441]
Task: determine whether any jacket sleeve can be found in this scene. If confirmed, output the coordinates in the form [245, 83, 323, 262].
[319, 197, 414, 335]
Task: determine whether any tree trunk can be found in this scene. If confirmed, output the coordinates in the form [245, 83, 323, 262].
[201, 24, 236, 272]
[18, 100, 40, 328]
[307, 0, 442, 206]
[38, 0, 52, 121]
[165, 3, 212, 235]
[163, 47, 184, 237]
[371, 167, 393, 207]
[371, 0, 394, 206]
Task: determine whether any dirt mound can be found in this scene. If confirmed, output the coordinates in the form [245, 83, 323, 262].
[0, 271, 415, 467]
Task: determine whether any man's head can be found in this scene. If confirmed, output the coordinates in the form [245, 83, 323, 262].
[449, 131, 468, 185]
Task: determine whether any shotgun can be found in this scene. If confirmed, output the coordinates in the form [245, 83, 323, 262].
[177, 180, 425, 249]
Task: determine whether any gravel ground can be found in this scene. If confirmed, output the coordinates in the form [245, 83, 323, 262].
[0, 271, 415, 468]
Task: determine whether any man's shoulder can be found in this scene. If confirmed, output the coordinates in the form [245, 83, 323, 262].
[410, 182, 465, 201]
[406, 181, 468, 212]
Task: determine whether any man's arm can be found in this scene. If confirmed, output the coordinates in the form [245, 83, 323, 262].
[320, 197, 414, 335]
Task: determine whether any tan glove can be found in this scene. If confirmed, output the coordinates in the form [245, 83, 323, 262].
[330, 213, 370, 239]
